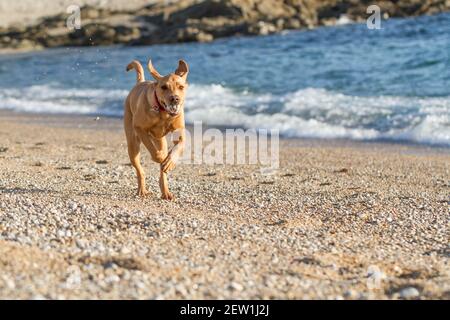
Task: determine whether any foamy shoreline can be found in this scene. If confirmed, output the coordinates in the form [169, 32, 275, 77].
[1, 80, 449, 146]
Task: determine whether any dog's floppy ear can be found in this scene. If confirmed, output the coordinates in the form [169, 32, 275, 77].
[175, 60, 189, 79]
[147, 59, 163, 81]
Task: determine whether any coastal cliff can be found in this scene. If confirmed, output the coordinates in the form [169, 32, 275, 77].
[1, 0, 449, 51]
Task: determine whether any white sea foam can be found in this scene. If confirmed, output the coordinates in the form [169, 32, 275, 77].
[1, 84, 449, 146]
[336, 15, 354, 26]
[0, 85, 128, 115]
[185, 85, 450, 145]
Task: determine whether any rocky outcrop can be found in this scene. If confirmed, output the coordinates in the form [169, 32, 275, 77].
[0, 0, 449, 51]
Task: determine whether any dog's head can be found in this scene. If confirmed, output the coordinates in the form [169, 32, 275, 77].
[148, 59, 189, 116]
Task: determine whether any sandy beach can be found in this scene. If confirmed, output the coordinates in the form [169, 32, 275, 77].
[0, 111, 448, 299]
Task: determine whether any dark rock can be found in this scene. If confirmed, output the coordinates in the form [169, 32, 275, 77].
[70, 23, 117, 46]
[0, 36, 12, 44]
[285, 18, 302, 29]
[39, 13, 67, 29]
[113, 26, 141, 43]
[169, 0, 246, 24]
[12, 39, 39, 50]
[177, 27, 214, 42]
[317, 1, 351, 20]
[41, 35, 69, 48]
[255, 0, 296, 19]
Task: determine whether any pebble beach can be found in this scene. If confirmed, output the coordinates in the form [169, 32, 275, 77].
[0, 111, 448, 299]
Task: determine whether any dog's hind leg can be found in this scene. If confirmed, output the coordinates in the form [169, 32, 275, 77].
[128, 136, 150, 197]
[124, 111, 149, 197]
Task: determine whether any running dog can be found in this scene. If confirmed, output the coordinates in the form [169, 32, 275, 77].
[124, 59, 188, 200]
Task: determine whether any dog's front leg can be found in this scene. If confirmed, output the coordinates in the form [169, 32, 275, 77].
[159, 129, 185, 201]
[159, 171, 173, 200]
[161, 128, 185, 173]
[134, 128, 174, 200]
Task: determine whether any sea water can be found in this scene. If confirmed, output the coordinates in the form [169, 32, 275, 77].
[0, 13, 449, 146]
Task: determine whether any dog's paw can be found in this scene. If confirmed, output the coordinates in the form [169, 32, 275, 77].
[161, 153, 178, 173]
[161, 192, 174, 201]
[137, 188, 150, 198]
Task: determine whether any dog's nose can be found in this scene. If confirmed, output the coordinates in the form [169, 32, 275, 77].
[170, 95, 180, 104]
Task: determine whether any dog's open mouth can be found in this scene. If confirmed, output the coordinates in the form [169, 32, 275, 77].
[162, 102, 180, 116]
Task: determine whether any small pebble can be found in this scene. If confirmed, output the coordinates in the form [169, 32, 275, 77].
[399, 287, 420, 299]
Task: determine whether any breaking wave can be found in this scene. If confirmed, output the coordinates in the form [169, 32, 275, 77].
[1, 83, 449, 146]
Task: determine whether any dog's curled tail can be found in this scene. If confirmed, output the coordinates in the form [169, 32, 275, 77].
[126, 60, 145, 83]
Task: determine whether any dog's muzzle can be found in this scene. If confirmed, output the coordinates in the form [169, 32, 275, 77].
[164, 102, 181, 116]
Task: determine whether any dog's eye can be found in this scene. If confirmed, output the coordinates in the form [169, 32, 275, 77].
[161, 85, 168, 90]
[178, 85, 184, 90]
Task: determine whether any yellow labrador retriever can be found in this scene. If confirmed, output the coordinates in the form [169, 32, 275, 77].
[124, 59, 188, 200]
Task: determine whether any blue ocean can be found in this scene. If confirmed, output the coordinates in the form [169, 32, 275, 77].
[0, 13, 449, 145]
